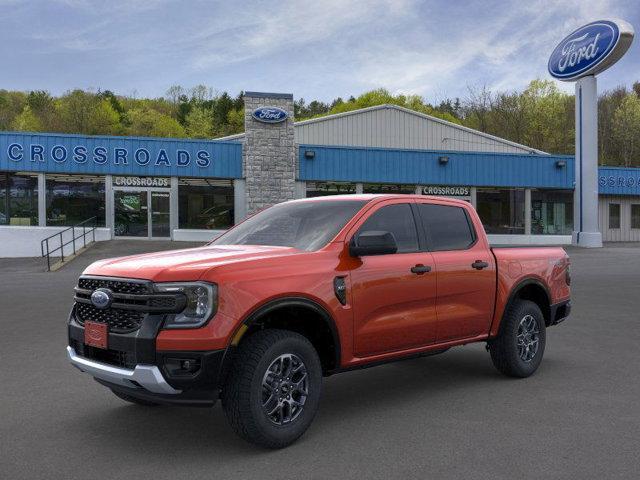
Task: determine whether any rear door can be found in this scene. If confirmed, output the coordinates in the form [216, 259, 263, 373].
[416, 200, 496, 342]
[349, 201, 438, 357]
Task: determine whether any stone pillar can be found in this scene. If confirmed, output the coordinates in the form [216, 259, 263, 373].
[243, 92, 296, 215]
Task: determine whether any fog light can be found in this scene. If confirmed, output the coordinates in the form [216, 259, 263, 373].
[164, 357, 201, 376]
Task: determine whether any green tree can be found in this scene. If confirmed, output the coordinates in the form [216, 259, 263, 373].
[11, 105, 42, 131]
[611, 93, 640, 167]
[0, 90, 27, 130]
[87, 99, 122, 135]
[185, 107, 213, 138]
[127, 107, 186, 137]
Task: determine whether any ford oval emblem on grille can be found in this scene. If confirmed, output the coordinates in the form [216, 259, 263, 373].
[91, 288, 113, 309]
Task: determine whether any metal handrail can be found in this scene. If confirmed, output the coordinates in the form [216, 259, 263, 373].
[41, 217, 98, 271]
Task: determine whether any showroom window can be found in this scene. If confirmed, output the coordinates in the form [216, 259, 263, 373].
[363, 183, 416, 194]
[531, 189, 574, 235]
[0, 171, 38, 226]
[609, 203, 621, 229]
[178, 178, 234, 229]
[306, 181, 356, 197]
[476, 188, 525, 234]
[46, 175, 106, 227]
[632, 204, 640, 229]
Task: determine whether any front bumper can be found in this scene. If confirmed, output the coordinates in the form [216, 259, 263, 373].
[68, 313, 229, 406]
[67, 346, 180, 394]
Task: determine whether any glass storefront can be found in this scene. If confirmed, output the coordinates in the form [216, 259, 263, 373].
[477, 188, 525, 234]
[113, 177, 172, 238]
[363, 183, 415, 194]
[178, 178, 234, 230]
[531, 189, 573, 235]
[0, 172, 38, 226]
[46, 175, 105, 227]
[306, 181, 356, 197]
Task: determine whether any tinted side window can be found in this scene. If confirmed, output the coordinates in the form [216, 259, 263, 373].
[359, 204, 419, 253]
[418, 203, 475, 251]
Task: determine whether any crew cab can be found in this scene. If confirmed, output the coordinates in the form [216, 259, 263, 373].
[67, 194, 571, 448]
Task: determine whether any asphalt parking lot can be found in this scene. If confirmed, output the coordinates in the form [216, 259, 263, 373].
[1, 241, 639, 479]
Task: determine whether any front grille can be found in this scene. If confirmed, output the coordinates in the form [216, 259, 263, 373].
[78, 277, 150, 295]
[71, 339, 136, 369]
[73, 276, 185, 334]
[75, 303, 144, 333]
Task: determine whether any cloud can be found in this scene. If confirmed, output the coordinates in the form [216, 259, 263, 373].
[1, 0, 638, 100]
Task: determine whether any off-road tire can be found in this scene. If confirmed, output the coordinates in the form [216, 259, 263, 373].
[221, 329, 322, 449]
[111, 389, 160, 406]
[489, 299, 546, 378]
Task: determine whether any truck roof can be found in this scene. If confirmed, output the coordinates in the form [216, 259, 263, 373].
[289, 193, 470, 207]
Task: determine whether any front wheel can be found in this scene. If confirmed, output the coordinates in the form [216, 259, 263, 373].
[489, 299, 546, 378]
[221, 329, 322, 448]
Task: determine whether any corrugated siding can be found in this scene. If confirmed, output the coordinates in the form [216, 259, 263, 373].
[295, 107, 533, 153]
[598, 167, 640, 196]
[0, 132, 242, 179]
[598, 195, 640, 242]
[299, 145, 574, 188]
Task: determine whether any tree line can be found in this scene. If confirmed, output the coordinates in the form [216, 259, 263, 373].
[1, 80, 639, 166]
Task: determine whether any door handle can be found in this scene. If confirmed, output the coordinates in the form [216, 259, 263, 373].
[471, 260, 489, 270]
[411, 264, 431, 274]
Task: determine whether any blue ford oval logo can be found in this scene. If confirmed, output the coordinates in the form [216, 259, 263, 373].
[91, 288, 113, 309]
[252, 106, 288, 123]
[548, 20, 620, 80]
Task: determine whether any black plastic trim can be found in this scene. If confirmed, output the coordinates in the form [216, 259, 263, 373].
[501, 277, 552, 328]
[241, 297, 341, 370]
[96, 379, 218, 407]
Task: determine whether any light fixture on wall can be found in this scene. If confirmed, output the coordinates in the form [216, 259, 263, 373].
[438, 156, 449, 165]
[304, 150, 315, 159]
[555, 160, 567, 168]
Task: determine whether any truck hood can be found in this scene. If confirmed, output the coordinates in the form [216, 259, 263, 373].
[82, 244, 302, 281]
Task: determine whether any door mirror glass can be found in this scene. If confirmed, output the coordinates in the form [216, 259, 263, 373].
[350, 230, 398, 256]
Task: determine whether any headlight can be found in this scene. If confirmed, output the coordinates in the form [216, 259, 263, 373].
[155, 282, 217, 328]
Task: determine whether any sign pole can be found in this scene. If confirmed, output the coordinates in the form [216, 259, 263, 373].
[573, 75, 602, 247]
[548, 19, 634, 247]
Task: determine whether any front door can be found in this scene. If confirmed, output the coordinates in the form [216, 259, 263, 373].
[349, 201, 438, 357]
[114, 189, 171, 238]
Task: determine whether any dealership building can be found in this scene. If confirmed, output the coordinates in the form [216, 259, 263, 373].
[1, 91, 638, 257]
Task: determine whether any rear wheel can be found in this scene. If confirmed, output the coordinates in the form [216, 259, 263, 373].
[489, 299, 546, 378]
[111, 389, 159, 406]
[221, 329, 322, 449]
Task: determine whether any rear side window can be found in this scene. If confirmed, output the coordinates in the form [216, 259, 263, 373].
[358, 203, 419, 253]
[417, 203, 475, 251]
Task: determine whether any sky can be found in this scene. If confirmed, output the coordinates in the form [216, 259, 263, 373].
[1, 0, 639, 103]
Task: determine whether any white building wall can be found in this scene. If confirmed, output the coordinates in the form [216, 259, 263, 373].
[0, 226, 112, 258]
[598, 195, 640, 242]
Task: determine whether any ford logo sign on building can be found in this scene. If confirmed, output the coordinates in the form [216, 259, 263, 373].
[548, 19, 634, 81]
[252, 106, 288, 123]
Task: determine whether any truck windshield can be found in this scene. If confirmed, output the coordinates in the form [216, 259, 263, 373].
[211, 200, 367, 251]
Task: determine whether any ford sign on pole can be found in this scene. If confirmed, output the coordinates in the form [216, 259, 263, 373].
[252, 106, 289, 124]
[548, 20, 634, 81]
[548, 19, 634, 248]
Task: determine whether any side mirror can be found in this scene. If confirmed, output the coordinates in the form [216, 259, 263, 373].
[349, 230, 398, 257]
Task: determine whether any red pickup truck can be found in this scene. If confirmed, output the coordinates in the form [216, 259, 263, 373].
[67, 194, 571, 448]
